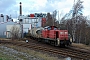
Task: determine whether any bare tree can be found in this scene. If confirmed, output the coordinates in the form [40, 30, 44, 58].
[10, 25, 21, 40]
[71, 0, 83, 42]
[60, 0, 84, 42]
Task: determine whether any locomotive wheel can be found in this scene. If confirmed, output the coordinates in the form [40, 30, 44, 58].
[50, 41, 55, 46]
[37, 38, 40, 42]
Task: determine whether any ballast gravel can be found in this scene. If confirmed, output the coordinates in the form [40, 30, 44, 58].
[0, 45, 44, 60]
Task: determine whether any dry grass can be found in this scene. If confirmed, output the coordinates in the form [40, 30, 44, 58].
[0, 38, 11, 40]
[72, 43, 90, 50]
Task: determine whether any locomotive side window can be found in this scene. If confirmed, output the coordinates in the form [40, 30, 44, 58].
[65, 32, 68, 34]
[60, 32, 64, 34]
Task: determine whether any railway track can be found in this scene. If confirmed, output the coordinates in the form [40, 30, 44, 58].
[0, 39, 90, 60]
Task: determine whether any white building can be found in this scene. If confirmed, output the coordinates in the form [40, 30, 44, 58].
[0, 21, 18, 38]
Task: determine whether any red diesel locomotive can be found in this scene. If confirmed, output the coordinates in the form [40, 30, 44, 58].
[29, 26, 72, 46]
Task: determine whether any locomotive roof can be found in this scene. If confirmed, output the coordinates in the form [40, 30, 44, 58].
[44, 26, 57, 29]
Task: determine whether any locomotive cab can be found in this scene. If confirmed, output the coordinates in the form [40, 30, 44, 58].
[42, 26, 72, 46]
[54, 30, 70, 46]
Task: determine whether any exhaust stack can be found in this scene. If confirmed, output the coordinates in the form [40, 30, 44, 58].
[20, 2, 22, 16]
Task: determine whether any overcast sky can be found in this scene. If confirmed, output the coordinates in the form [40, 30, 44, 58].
[0, 0, 90, 19]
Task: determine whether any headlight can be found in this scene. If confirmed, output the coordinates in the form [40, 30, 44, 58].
[70, 38, 72, 42]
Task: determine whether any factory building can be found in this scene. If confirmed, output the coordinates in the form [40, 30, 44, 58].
[0, 14, 17, 38]
[0, 22, 18, 38]
[0, 2, 47, 38]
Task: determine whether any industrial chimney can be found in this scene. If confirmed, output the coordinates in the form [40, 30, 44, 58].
[20, 2, 22, 16]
